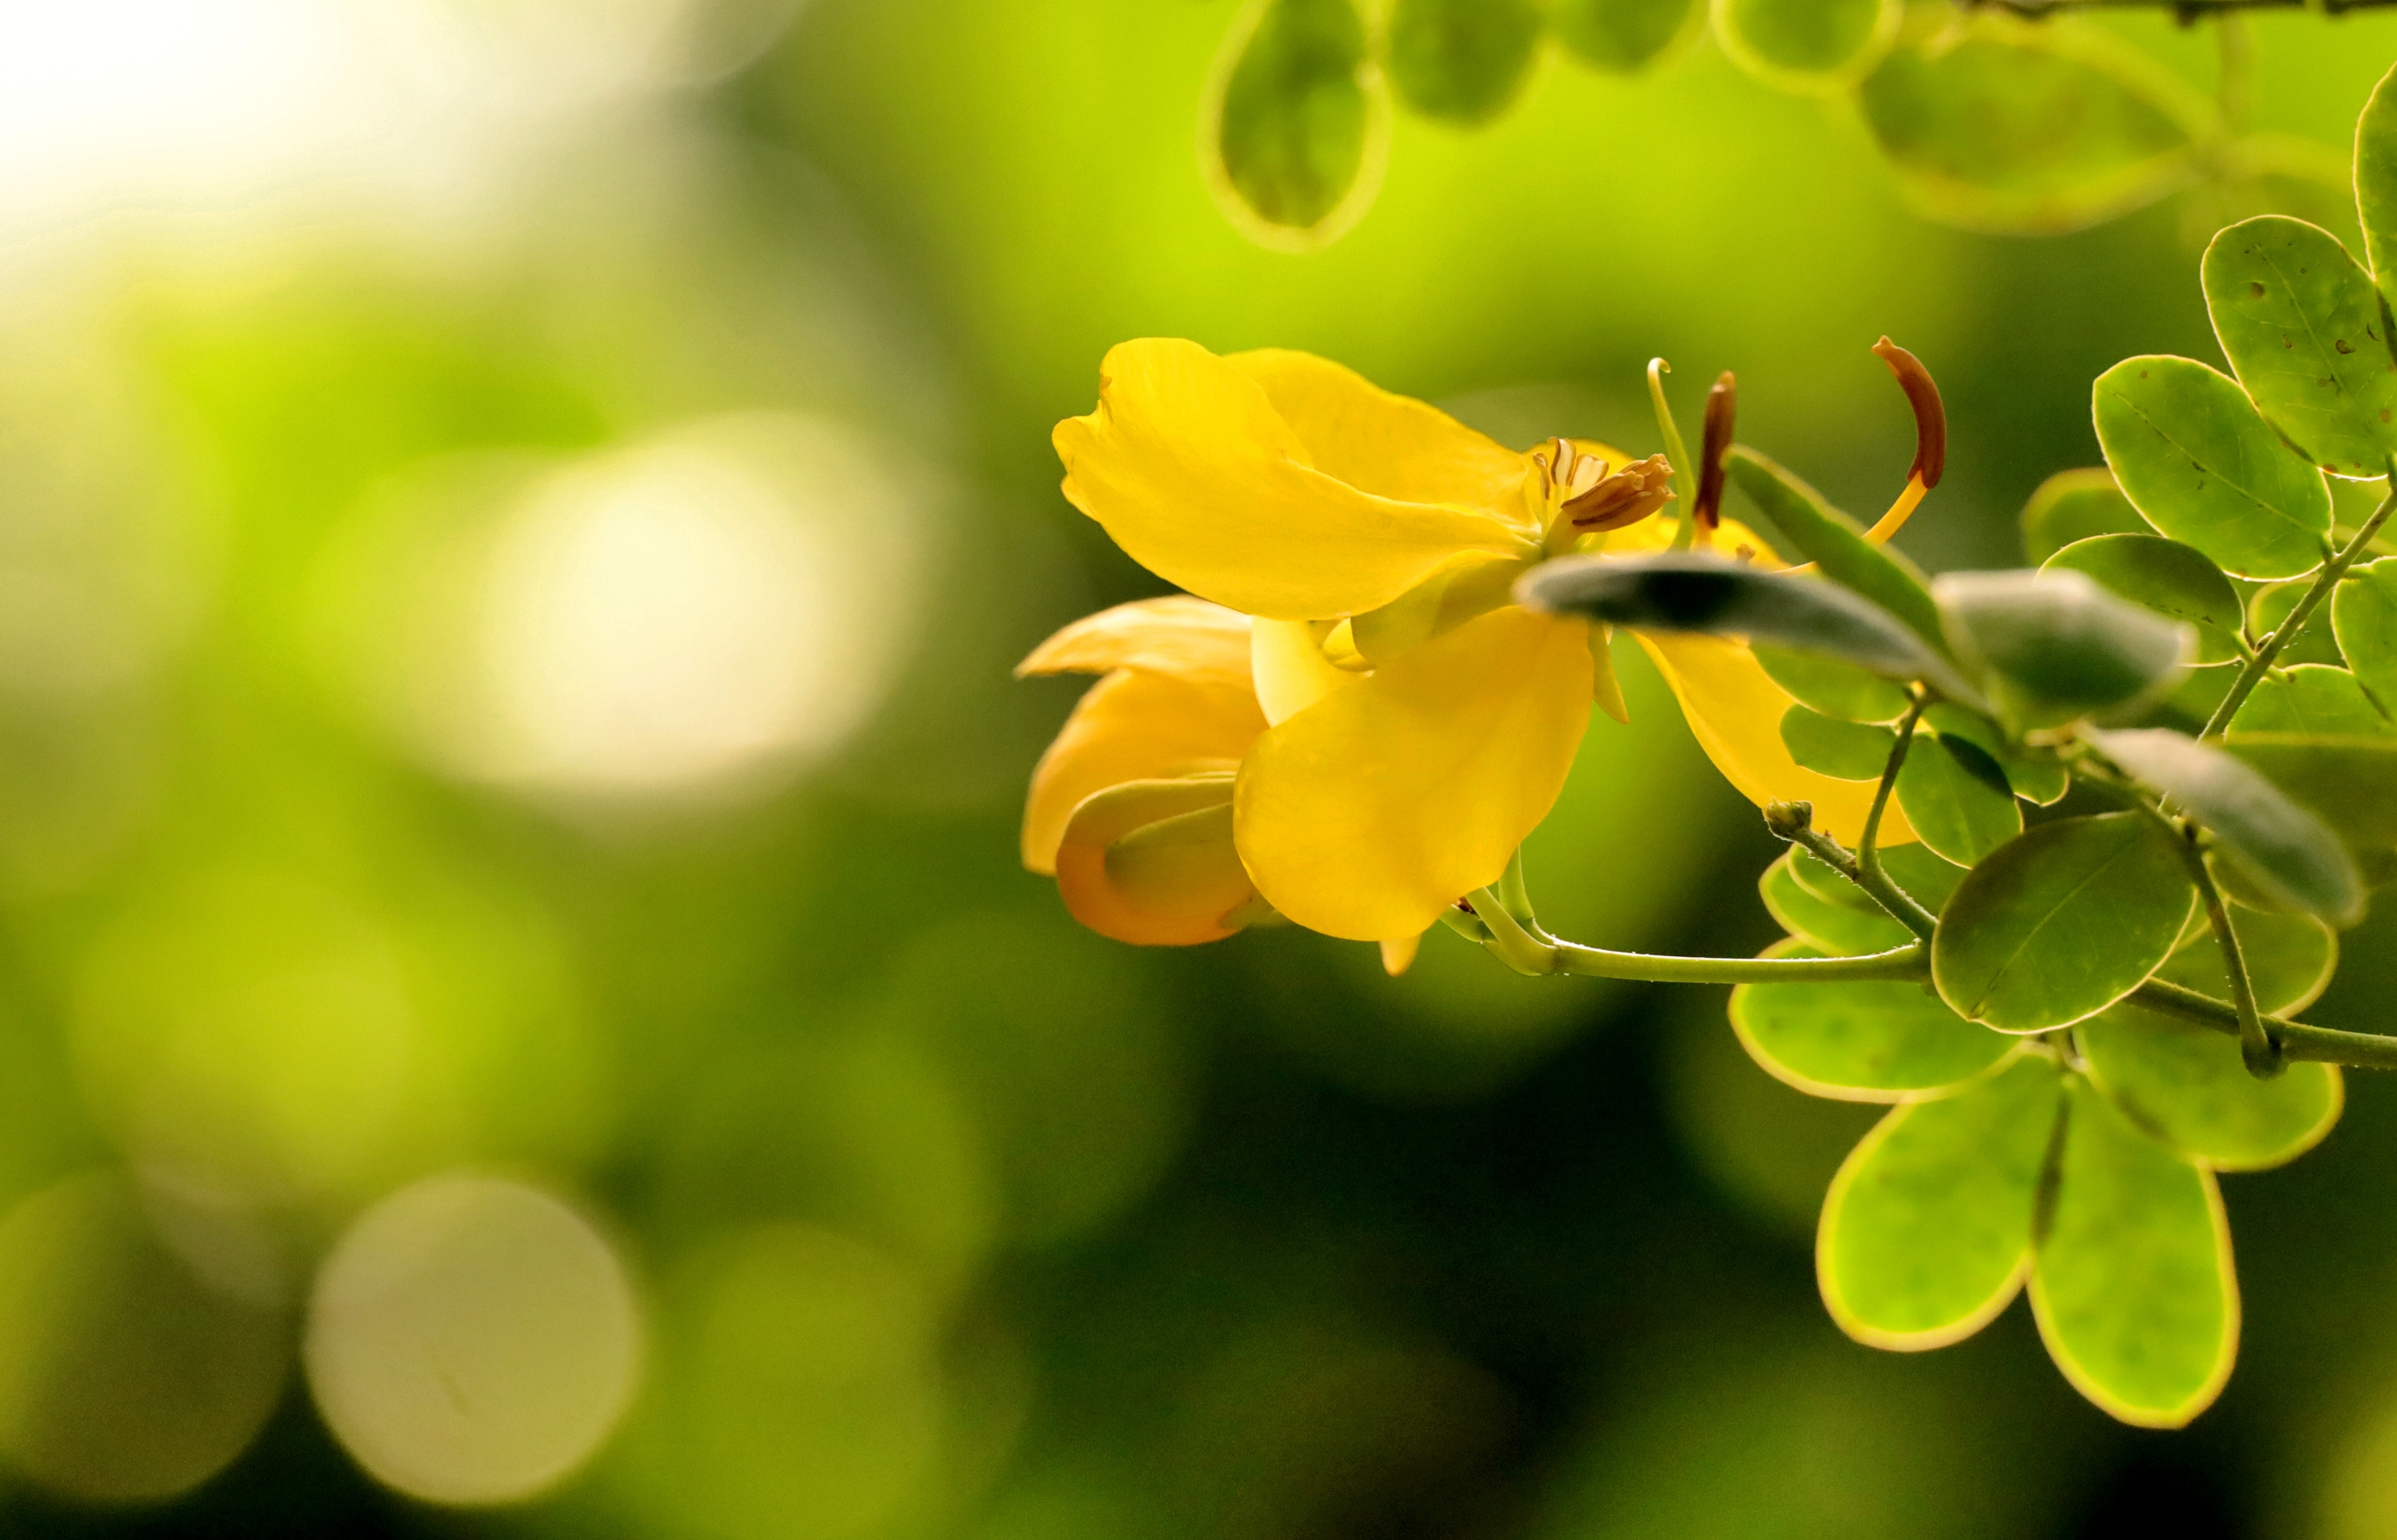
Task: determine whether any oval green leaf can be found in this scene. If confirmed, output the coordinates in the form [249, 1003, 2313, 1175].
[1816, 1055, 2059, 1348]
[1516, 552, 1979, 702]
[1761, 854, 1912, 957]
[1934, 569, 2188, 729]
[2229, 663, 2392, 739]
[2250, 580, 2346, 667]
[1755, 643, 1912, 724]
[2023, 468, 2151, 565]
[2085, 727, 2363, 927]
[1205, 0, 1385, 247]
[2157, 900, 2336, 1017]
[1733, 941, 2013, 1102]
[1551, 0, 1700, 72]
[1721, 448, 1949, 653]
[1385, 0, 1544, 125]
[2093, 355, 2334, 580]
[2043, 533, 2242, 664]
[1857, 14, 2202, 235]
[2030, 1079, 2237, 1429]
[1713, 0, 1894, 91]
[2203, 215, 2397, 482]
[1881, 843, 1968, 917]
[1780, 706, 1895, 781]
[2333, 558, 2397, 704]
[2081, 1008, 2341, 1173]
[2355, 60, 2397, 312]
[1932, 813, 2195, 1032]
[1921, 704, 2072, 806]
[1895, 734, 2021, 866]
[2221, 734, 2397, 856]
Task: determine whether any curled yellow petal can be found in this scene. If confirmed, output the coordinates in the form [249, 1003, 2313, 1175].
[1635, 632, 1914, 848]
[1016, 595, 1252, 687]
[1056, 776, 1257, 947]
[1226, 349, 1532, 525]
[1234, 606, 1593, 941]
[1023, 670, 1265, 873]
[1053, 339, 1534, 620]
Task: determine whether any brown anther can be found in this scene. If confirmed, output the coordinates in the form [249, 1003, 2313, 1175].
[1873, 337, 1947, 489]
[1564, 453, 1676, 531]
[1693, 371, 1736, 533]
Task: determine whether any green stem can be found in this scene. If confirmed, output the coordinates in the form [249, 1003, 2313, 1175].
[2130, 978, 2397, 1071]
[1649, 359, 1698, 554]
[1467, 888, 1927, 983]
[2202, 472, 2397, 737]
[1854, 695, 1940, 940]
[1782, 820, 1939, 943]
[2174, 824, 2280, 1077]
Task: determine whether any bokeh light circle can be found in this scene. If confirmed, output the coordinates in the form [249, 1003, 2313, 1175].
[0, 1171, 287, 1504]
[304, 1173, 641, 1506]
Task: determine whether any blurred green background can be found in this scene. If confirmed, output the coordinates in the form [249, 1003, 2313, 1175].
[6, 1, 2397, 1535]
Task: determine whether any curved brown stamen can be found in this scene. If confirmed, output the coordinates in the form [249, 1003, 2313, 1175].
[1872, 337, 1946, 491]
[1693, 371, 1736, 538]
[1565, 453, 1675, 531]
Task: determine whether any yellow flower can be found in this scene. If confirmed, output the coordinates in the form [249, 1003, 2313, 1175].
[1037, 339, 1911, 945]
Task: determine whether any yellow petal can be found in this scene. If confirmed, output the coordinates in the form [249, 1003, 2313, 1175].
[1635, 632, 1915, 848]
[1251, 619, 1358, 727]
[1378, 933, 1422, 976]
[1016, 595, 1251, 687]
[1023, 670, 1266, 873]
[1234, 606, 1593, 941]
[1053, 339, 1534, 620]
[1226, 349, 1531, 523]
[1055, 776, 1256, 947]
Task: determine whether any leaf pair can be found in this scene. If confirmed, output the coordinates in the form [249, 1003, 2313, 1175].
[1820, 1063, 2236, 1428]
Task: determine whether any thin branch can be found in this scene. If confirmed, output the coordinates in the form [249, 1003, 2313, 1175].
[1776, 816, 1939, 943]
[1467, 887, 1928, 983]
[2131, 977, 2397, 1069]
[2202, 471, 2397, 736]
[2175, 824, 2280, 1077]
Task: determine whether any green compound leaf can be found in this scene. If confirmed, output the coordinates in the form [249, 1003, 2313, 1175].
[1516, 551, 1980, 702]
[1934, 569, 2189, 730]
[2081, 1009, 2341, 1173]
[1781, 705, 1896, 781]
[2023, 468, 2151, 565]
[2249, 580, 2346, 667]
[2085, 727, 2363, 928]
[2221, 734, 2397, 856]
[1761, 852, 1912, 957]
[2356, 61, 2397, 311]
[2157, 901, 2337, 1017]
[1755, 643, 1912, 724]
[1712, 0, 1895, 93]
[2093, 355, 2334, 581]
[2042, 533, 2243, 665]
[2333, 558, 2397, 703]
[1817, 1055, 2059, 1348]
[1385, 0, 1544, 125]
[1857, 14, 2204, 236]
[2229, 663, 2392, 739]
[2202, 215, 2397, 482]
[1735, 941, 2016, 1102]
[1205, 0, 1386, 248]
[1933, 813, 2195, 1032]
[1896, 734, 2021, 866]
[2031, 1079, 2237, 1429]
[1551, 0, 1700, 73]
[1723, 448, 1949, 653]
[1922, 704, 2071, 806]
